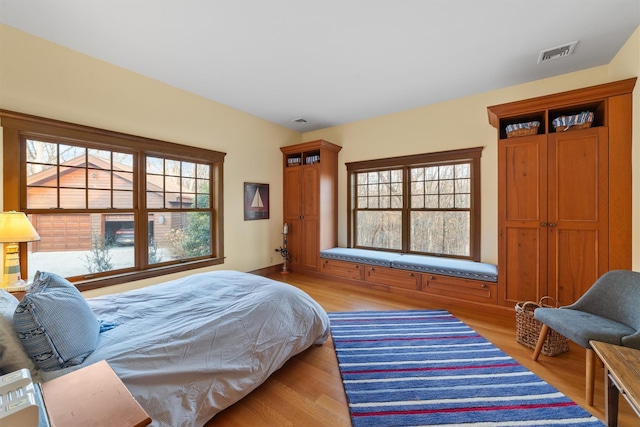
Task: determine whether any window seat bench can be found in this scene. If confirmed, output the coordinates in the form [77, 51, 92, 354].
[318, 248, 500, 308]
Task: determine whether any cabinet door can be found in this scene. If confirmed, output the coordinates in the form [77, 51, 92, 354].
[300, 166, 320, 269]
[284, 167, 302, 219]
[302, 166, 319, 219]
[547, 127, 608, 304]
[498, 135, 548, 306]
[300, 218, 319, 270]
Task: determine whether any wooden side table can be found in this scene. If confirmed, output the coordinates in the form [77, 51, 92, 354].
[590, 341, 640, 427]
[41, 360, 150, 427]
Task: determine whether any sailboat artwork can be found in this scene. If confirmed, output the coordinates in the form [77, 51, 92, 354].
[244, 182, 270, 220]
[251, 188, 264, 208]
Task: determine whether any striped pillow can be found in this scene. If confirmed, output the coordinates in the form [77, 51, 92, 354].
[13, 271, 100, 371]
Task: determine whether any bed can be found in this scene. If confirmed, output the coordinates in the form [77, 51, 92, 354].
[1, 270, 330, 427]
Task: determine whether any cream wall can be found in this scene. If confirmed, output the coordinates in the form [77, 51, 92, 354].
[0, 24, 301, 295]
[1, 24, 638, 297]
[303, 27, 639, 269]
[608, 27, 640, 269]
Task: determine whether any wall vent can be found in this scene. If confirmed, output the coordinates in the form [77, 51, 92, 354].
[291, 117, 308, 123]
[538, 41, 578, 63]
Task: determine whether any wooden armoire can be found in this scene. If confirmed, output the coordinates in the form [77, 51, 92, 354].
[487, 78, 636, 308]
[281, 140, 342, 272]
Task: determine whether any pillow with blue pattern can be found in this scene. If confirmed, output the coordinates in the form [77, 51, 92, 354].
[13, 271, 100, 371]
[0, 289, 38, 378]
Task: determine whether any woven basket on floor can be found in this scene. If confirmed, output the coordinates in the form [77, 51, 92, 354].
[515, 297, 569, 356]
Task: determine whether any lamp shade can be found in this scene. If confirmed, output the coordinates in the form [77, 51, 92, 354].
[0, 211, 41, 243]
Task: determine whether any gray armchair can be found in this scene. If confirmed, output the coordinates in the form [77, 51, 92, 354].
[532, 270, 640, 406]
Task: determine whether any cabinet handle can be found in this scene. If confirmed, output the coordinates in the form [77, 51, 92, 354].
[549, 223, 556, 227]
[429, 276, 435, 280]
[298, 215, 304, 219]
[541, 222, 547, 227]
[369, 267, 375, 271]
[409, 273, 414, 277]
[481, 284, 487, 288]
[355, 265, 359, 269]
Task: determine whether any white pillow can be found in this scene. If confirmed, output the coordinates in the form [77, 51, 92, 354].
[0, 289, 39, 379]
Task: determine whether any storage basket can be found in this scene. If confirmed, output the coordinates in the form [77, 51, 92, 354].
[505, 121, 540, 138]
[515, 297, 569, 356]
[552, 111, 593, 132]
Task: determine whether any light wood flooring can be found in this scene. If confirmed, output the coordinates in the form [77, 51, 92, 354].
[206, 271, 637, 426]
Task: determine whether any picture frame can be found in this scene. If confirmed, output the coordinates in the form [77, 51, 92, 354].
[244, 182, 270, 220]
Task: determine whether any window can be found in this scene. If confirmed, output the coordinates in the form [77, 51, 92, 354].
[1, 110, 225, 290]
[347, 147, 482, 260]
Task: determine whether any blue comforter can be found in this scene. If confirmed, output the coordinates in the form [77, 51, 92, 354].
[41, 270, 330, 426]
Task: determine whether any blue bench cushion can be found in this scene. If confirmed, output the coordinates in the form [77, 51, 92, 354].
[391, 254, 498, 282]
[320, 248, 402, 267]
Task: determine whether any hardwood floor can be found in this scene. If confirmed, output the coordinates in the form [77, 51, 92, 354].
[206, 272, 637, 426]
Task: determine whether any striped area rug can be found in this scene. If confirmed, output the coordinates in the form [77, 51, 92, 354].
[329, 310, 604, 427]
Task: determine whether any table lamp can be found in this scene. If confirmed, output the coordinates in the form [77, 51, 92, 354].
[0, 211, 41, 289]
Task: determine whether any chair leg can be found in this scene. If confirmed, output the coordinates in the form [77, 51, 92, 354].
[586, 348, 595, 406]
[532, 324, 550, 361]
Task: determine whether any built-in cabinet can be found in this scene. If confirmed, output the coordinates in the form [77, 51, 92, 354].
[488, 78, 636, 308]
[281, 140, 341, 272]
[319, 257, 498, 306]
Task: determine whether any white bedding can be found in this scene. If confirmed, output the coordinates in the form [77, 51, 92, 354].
[40, 270, 330, 427]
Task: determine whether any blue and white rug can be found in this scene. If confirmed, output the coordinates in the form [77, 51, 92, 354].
[329, 310, 603, 427]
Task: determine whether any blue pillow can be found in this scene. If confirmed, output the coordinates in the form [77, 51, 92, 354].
[13, 271, 100, 371]
[0, 289, 38, 378]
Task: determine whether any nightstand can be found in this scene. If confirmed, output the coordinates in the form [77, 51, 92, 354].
[40, 360, 150, 427]
[6, 282, 28, 300]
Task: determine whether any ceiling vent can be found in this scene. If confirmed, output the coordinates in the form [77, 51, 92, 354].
[291, 117, 308, 124]
[538, 41, 578, 64]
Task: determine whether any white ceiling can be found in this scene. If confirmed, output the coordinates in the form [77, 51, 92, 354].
[1, 0, 638, 131]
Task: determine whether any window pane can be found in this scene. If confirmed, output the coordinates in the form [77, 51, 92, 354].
[88, 189, 112, 209]
[165, 159, 180, 176]
[196, 194, 210, 208]
[60, 167, 86, 188]
[197, 164, 210, 179]
[147, 157, 164, 174]
[113, 190, 134, 209]
[456, 194, 470, 208]
[27, 164, 57, 187]
[114, 171, 133, 191]
[165, 193, 181, 208]
[87, 149, 111, 168]
[455, 163, 470, 178]
[27, 140, 57, 164]
[59, 144, 85, 163]
[196, 178, 209, 193]
[182, 162, 196, 177]
[356, 211, 402, 250]
[88, 169, 112, 190]
[27, 213, 135, 279]
[440, 194, 455, 208]
[60, 189, 86, 208]
[410, 211, 469, 256]
[148, 211, 212, 264]
[27, 188, 57, 209]
[411, 195, 424, 209]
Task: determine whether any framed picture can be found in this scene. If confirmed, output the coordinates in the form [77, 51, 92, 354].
[244, 182, 270, 220]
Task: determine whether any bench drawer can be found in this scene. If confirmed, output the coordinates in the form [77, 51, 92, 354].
[320, 259, 364, 280]
[422, 274, 497, 304]
[364, 265, 420, 290]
